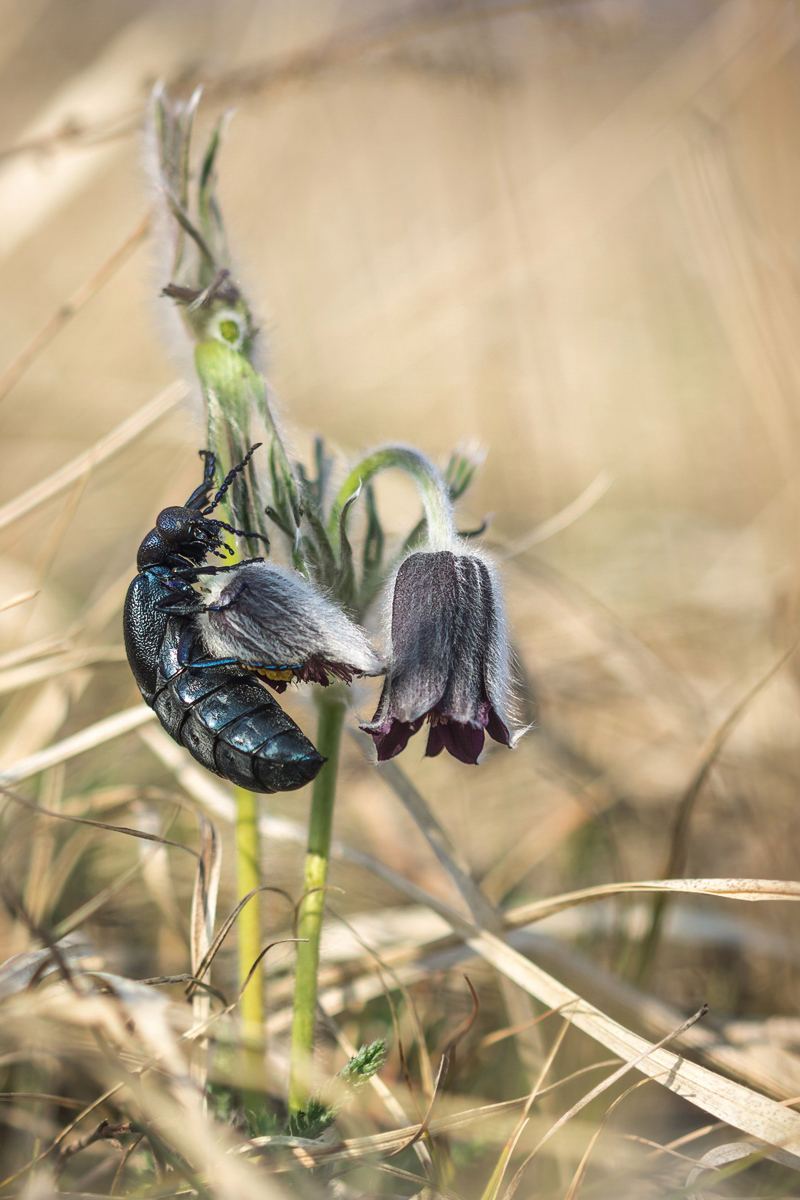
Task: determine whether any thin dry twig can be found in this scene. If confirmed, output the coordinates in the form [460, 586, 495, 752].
[0, 214, 150, 405]
[0, 382, 187, 534]
[56, 1119, 132, 1167]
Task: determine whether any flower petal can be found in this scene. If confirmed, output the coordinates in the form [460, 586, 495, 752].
[381, 551, 461, 721]
[360, 715, 424, 761]
[486, 706, 512, 747]
[425, 719, 485, 764]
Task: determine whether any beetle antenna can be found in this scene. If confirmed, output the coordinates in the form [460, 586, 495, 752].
[202, 443, 262, 514]
[205, 517, 270, 549]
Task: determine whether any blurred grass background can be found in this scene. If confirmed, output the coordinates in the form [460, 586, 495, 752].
[3, 1, 800, 1195]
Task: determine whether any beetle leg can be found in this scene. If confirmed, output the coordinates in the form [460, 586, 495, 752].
[166, 557, 265, 580]
[185, 656, 300, 678]
[183, 450, 217, 511]
[156, 600, 204, 615]
[188, 656, 240, 668]
[159, 574, 249, 616]
[176, 624, 198, 665]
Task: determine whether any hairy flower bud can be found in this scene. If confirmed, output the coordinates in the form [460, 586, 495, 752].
[360, 549, 519, 764]
[194, 562, 384, 688]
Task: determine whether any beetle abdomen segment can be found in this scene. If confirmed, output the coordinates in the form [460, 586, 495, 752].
[152, 670, 323, 793]
[220, 709, 324, 792]
[213, 729, 322, 793]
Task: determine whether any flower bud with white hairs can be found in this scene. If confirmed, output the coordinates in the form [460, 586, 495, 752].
[195, 561, 384, 688]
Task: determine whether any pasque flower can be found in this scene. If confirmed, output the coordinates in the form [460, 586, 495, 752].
[150, 96, 524, 1125]
[195, 561, 384, 688]
[361, 549, 518, 764]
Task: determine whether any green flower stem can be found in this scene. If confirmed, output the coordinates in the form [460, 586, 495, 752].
[195, 343, 269, 1046]
[288, 687, 348, 1115]
[235, 784, 263, 1038]
[329, 446, 456, 550]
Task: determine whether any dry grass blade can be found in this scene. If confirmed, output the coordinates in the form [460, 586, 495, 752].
[469, 929, 800, 1157]
[188, 812, 220, 1096]
[681, 1139, 800, 1198]
[250, 1105, 519, 1170]
[389, 1052, 450, 1159]
[0, 382, 187, 533]
[0, 646, 127, 696]
[637, 638, 800, 975]
[368, 743, 800, 1150]
[0, 704, 154, 783]
[358, 1161, 457, 1197]
[506, 877, 800, 927]
[372, 752, 547, 1082]
[563, 1078, 652, 1200]
[0, 633, 69, 673]
[0, 590, 38, 614]
[249, 1073, 615, 1173]
[189, 886, 293, 999]
[371, 750, 498, 928]
[0, 932, 95, 1001]
[516, 932, 800, 1101]
[443, 975, 481, 1060]
[500, 1005, 709, 1199]
[479, 1007, 570, 1052]
[480, 1010, 574, 1200]
[190, 813, 220, 981]
[500, 471, 614, 557]
[0, 1092, 85, 1110]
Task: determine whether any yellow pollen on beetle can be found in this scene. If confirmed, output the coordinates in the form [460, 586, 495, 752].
[246, 663, 295, 683]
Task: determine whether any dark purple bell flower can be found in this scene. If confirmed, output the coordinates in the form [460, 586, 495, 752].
[360, 549, 518, 764]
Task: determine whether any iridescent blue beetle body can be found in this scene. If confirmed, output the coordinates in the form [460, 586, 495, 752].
[123, 448, 324, 793]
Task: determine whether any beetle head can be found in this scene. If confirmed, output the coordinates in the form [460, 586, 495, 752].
[136, 445, 268, 571]
[137, 506, 231, 570]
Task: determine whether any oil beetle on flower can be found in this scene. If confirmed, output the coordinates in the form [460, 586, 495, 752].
[123, 446, 325, 792]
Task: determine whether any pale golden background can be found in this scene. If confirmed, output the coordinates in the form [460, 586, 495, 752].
[2, 2, 800, 1186]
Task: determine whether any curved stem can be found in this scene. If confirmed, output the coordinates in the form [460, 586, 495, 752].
[288, 688, 348, 1115]
[329, 446, 456, 551]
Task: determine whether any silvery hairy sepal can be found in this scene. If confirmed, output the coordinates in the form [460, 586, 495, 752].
[360, 548, 519, 764]
[195, 561, 384, 688]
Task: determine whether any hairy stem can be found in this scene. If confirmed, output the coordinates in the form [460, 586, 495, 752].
[329, 446, 456, 550]
[288, 688, 348, 1114]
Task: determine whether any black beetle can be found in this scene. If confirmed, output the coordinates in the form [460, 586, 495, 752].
[123, 446, 325, 792]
